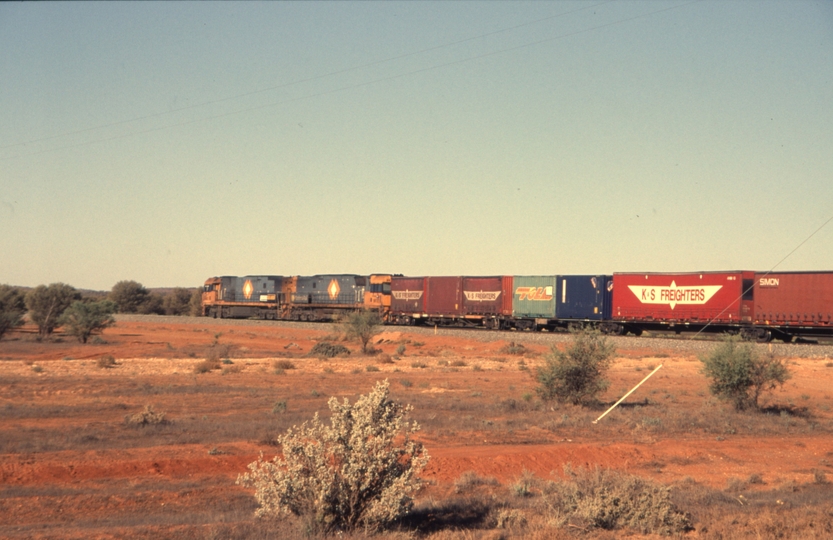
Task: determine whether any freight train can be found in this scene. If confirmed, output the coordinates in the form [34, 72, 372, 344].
[201, 271, 833, 342]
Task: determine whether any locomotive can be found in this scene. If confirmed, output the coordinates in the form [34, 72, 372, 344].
[201, 270, 833, 342]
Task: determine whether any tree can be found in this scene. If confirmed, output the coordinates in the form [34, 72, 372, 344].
[162, 288, 194, 316]
[188, 288, 203, 317]
[109, 280, 150, 313]
[138, 292, 164, 315]
[536, 330, 616, 406]
[24, 283, 79, 338]
[341, 310, 383, 354]
[0, 284, 26, 340]
[237, 380, 429, 534]
[59, 300, 117, 343]
[700, 336, 791, 411]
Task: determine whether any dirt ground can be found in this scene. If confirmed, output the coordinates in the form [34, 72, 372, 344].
[1, 317, 832, 538]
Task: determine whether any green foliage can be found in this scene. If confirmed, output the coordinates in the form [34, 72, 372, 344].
[162, 288, 194, 316]
[58, 300, 116, 343]
[341, 310, 382, 354]
[138, 292, 164, 315]
[536, 331, 615, 406]
[109, 280, 149, 313]
[24, 283, 80, 338]
[237, 380, 429, 534]
[700, 336, 791, 410]
[0, 284, 26, 340]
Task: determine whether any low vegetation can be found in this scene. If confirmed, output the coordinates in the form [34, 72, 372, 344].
[340, 310, 382, 354]
[237, 380, 429, 534]
[309, 341, 350, 358]
[536, 330, 615, 406]
[700, 336, 791, 410]
[58, 299, 117, 343]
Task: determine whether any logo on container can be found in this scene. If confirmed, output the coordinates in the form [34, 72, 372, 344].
[759, 278, 780, 288]
[515, 286, 553, 301]
[464, 291, 501, 302]
[392, 290, 423, 301]
[627, 281, 722, 309]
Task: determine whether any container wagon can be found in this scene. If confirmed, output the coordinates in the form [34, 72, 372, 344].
[611, 271, 755, 336]
[753, 271, 833, 342]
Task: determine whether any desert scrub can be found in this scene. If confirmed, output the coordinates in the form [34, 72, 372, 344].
[536, 330, 615, 406]
[125, 405, 168, 427]
[97, 355, 116, 369]
[700, 336, 791, 410]
[308, 341, 350, 358]
[548, 465, 691, 535]
[237, 380, 429, 534]
[273, 359, 296, 370]
[500, 342, 528, 356]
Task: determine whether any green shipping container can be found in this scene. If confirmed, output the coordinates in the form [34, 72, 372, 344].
[512, 276, 557, 318]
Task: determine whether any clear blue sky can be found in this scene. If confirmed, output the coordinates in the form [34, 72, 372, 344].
[2, 1, 831, 290]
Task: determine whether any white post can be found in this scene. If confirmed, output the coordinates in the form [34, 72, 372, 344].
[593, 364, 663, 424]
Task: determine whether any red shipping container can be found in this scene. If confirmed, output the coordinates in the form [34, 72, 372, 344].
[391, 277, 425, 315]
[461, 276, 513, 316]
[612, 271, 755, 324]
[425, 277, 463, 317]
[753, 272, 833, 327]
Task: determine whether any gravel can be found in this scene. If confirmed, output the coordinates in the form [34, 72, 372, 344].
[114, 314, 833, 359]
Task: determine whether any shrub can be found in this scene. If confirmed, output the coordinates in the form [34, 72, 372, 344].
[700, 336, 791, 410]
[97, 355, 117, 369]
[536, 331, 615, 406]
[500, 341, 528, 356]
[0, 284, 26, 341]
[309, 341, 350, 358]
[194, 360, 220, 374]
[548, 466, 691, 535]
[237, 380, 429, 534]
[454, 471, 499, 494]
[273, 359, 296, 370]
[58, 300, 116, 343]
[366, 365, 380, 372]
[272, 400, 287, 414]
[205, 343, 231, 364]
[396, 344, 406, 356]
[125, 405, 168, 427]
[25, 283, 80, 338]
[340, 310, 383, 354]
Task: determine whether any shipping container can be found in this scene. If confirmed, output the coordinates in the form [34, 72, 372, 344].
[555, 275, 613, 321]
[425, 276, 463, 317]
[512, 276, 557, 319]
[612, 271, 754, 325]
[390, 277, 425, 317]
[754, 271, 833, 329]
[462, 276, 513, 316]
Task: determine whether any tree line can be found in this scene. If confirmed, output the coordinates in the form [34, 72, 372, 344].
[0, 281, 201, 343]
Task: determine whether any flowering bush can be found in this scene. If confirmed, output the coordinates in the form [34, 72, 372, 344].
[237, 380, 429, 533]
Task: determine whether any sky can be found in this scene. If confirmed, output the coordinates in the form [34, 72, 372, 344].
[1, 1, 832, 291]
